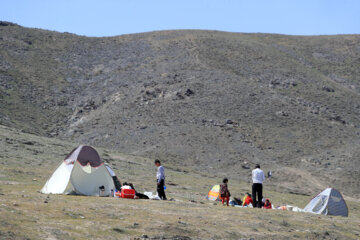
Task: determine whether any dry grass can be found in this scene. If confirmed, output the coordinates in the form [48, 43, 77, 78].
[0, 125, 359, 239]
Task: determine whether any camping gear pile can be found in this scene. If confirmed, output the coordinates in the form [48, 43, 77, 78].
[41, 145, 349, 217]
[206, 185, 348, 217]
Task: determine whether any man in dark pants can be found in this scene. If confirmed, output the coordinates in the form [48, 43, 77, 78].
[155, 159, 167, 200]
[252, 164, 265, 208]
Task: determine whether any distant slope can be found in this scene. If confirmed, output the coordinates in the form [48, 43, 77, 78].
[1, 22, 359, 196]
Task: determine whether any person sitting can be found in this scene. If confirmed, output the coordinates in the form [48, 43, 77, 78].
[121, 182, 132, 189]
[112, 176, 122, 191]
[263, 198, 272, 209]
[220, 178, 231, 206]
[233, 197, 243, 206]
[242, 193, 254, 207]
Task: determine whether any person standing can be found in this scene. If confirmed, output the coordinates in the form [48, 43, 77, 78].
[252, 164, 265, 208]
[155, 159, 167, 200]
[220, 178, 231, 206]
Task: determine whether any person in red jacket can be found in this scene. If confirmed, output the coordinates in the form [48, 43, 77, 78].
[242, 193, 254, 207]
[263, 198, 272, 209]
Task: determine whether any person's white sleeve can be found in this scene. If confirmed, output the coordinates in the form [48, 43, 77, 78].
[157, 166, 165, 183]
[161, 167, 165, 180]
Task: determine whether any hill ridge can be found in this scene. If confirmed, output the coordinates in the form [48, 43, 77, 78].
[0, 22, 359, 196]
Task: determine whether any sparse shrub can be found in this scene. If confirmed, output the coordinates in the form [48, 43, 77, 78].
[280, 220, 290, 227]
[113, 227, 126, 233]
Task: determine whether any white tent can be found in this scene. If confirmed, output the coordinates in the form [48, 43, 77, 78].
[41, 145, 115, 196]
[303, 188, 348, 217]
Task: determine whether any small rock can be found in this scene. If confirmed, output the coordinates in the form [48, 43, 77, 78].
[329, 116, 346, 124]
[276, 111, 289, 117]
[176, 92, 184, 100]
[113, 227, 125, 233]
[322, 86, 335, 92]
[141, 234, 149, 239]
[184, 88, 194, 96]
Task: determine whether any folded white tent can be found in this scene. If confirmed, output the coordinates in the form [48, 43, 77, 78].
[41, 145, 115, 196]
[303, 188, 348, 217]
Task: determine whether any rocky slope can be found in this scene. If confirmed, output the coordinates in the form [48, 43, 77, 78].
[0, 21, 359, 196]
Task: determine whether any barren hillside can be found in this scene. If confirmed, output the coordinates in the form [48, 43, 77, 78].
[0, 21, 359, 196]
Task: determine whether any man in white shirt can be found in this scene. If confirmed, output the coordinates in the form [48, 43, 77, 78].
[252, 164, 265, 208]
[155, 159, 167, 200]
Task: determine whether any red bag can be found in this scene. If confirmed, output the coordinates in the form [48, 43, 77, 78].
[121, 189, 135, 199]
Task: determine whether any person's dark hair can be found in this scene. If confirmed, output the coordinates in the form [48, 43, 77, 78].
[255, 164, 260, 169]
[222, 178, 228, 183]
[154, 159, 161, 164]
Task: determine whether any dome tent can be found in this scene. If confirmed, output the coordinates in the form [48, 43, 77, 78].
[41, 145, 115, 196]
[303, 188, 348, 217]
[206, 185, 223, 201]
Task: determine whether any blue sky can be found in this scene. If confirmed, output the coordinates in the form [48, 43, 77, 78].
[1, 0, 359, 36]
